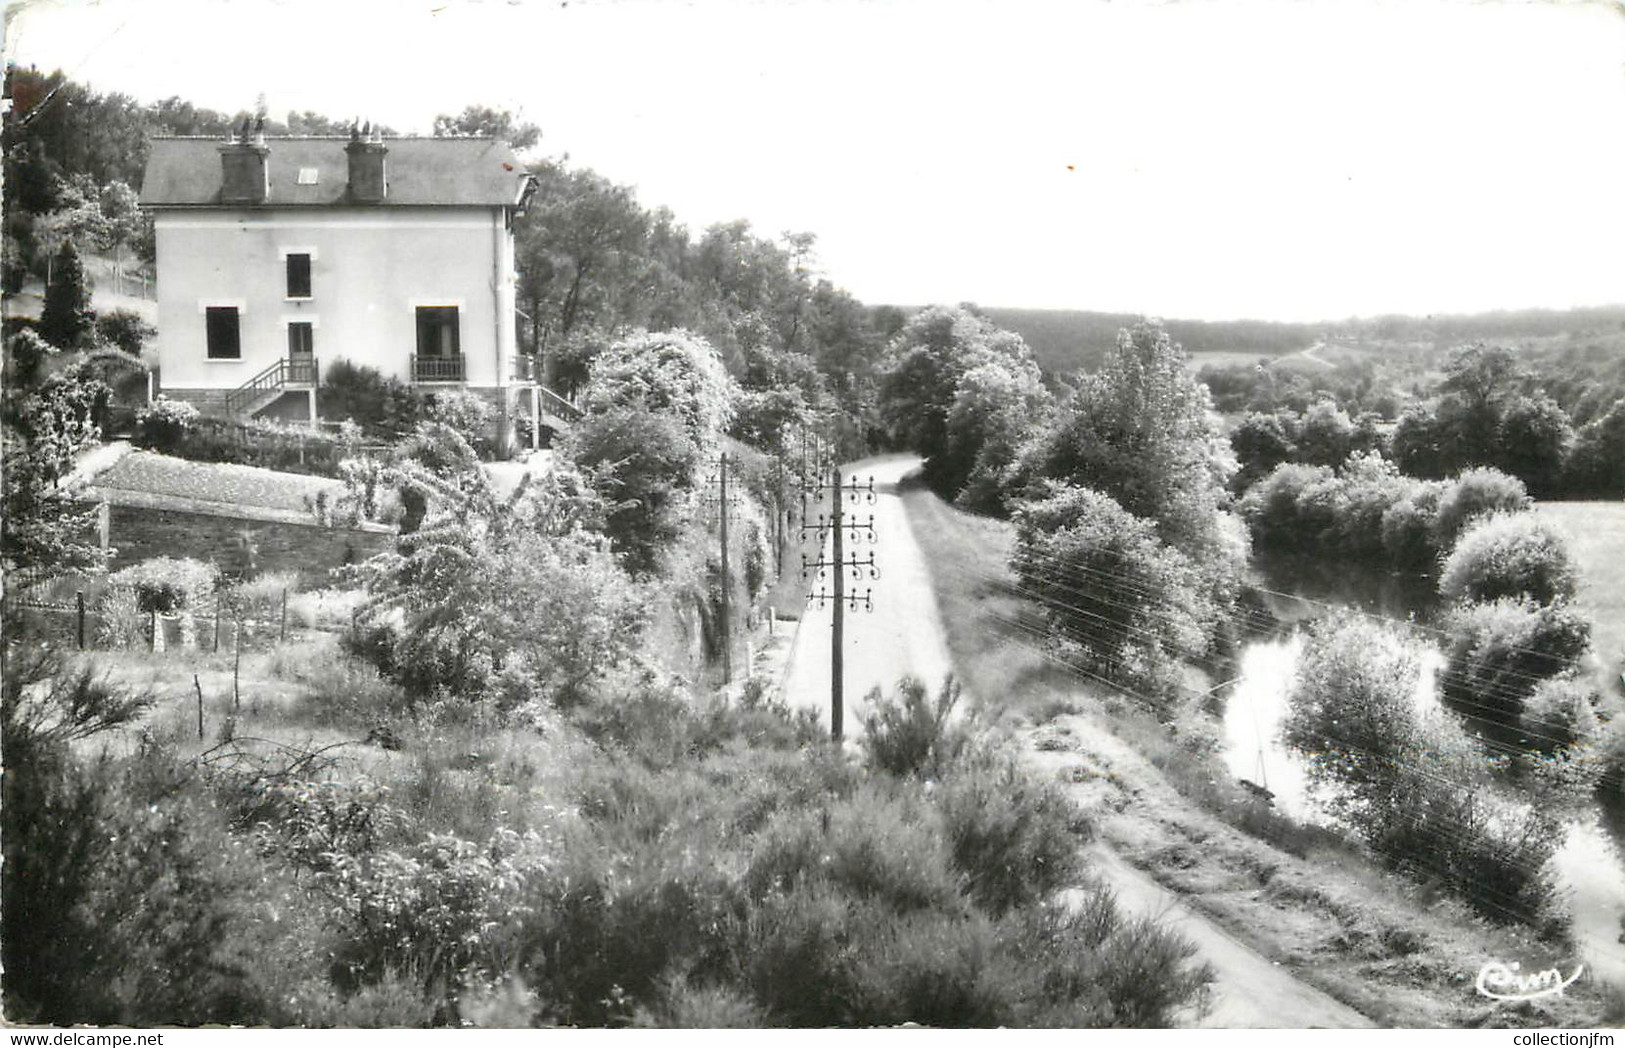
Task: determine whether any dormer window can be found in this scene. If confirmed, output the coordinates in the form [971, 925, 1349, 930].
[286, 253, 312, 299]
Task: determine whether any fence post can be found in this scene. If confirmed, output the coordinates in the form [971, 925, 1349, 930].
[148, 608, 157, 652]
[194, 674, 205, 740]
[76, 591, 86, 650]
[280, 588, 288, 642]
[214, 590, 222, 652]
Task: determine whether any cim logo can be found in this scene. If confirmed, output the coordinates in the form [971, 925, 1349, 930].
[1476, 960, 1585, 1002]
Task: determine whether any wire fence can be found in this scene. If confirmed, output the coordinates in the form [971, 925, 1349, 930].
[4, 570, 350, 654]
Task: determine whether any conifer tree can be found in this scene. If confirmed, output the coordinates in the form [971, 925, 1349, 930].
[39, 241, 93, 350]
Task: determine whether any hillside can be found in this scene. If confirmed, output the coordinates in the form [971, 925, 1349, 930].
[963, 303, 1625, 379]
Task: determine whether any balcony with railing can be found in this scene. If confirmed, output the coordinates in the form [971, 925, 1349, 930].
[411, 354, 466, 383]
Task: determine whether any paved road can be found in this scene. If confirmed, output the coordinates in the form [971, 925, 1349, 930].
[783, 453, 1375, 1027]
[780, 454, 955, 740]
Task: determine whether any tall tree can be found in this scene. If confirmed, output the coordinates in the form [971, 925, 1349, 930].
[39, 241, 93, 349]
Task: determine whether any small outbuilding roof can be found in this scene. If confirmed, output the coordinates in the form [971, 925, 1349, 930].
[140, 135, 529, 209]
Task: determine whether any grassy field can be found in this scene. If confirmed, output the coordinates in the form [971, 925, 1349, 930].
[900, 476, 1621, 1027]
[1532, 500, 1625, 698]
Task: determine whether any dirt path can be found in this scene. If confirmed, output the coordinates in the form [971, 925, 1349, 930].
[780, 454, 955, 738]
[1073, 845, 1373, 1027]
[788, 454, 1377, 1027]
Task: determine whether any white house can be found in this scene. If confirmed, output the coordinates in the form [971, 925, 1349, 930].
[139, 126, 570, 451]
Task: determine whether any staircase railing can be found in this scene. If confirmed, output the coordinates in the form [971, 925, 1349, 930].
[223, 357, 319, 417]
[538, 385, 584, 423]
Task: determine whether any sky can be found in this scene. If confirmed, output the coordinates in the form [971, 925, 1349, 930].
[5, 0, 1625, 323]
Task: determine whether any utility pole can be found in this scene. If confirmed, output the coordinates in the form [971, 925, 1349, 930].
[719, 451, 732, 685]
[802, 466, 878, 741]
[704, 451, 743, 685]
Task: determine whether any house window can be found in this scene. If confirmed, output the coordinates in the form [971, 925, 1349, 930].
[415, 306, 460, 357]
[287, 321, 314, 357]
[286, 253, 312, 298]
[205, 307, 241, 359]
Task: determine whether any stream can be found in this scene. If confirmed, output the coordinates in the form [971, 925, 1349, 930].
[1221, 626, 1625, 988]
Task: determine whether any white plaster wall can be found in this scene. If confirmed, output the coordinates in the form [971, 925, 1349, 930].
[153, 208, 514, 390]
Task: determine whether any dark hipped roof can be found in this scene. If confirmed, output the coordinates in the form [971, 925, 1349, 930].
[140, 136, 528, 208]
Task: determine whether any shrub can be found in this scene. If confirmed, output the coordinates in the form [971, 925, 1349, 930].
[565, 406, 701, 575]
[1442, 598, 1591, 730]
[92, 585, 146, 649]
[1430, 467, 1529, 550]
[745, 786, 965, 915]
[1379, 481, 1446, 568]
[1238, 463, 1335, 551]
[1013, 484, 1218, 706]
[579, 329, 736, 450]
[425, 389, 498, 459]
[94, 309, 156, 356]
[108, 556, 219, 613]
[319, 359, 426, 438]
[1439, 512, 1578, 606]
[1285, 613, 1568, 928]
[133, 395, 200, 452]
[6, 328, 55, 387]
[1518, 676, 1599, 756]
[933, 749, 1084, 916]
[860, 674, 969, 779]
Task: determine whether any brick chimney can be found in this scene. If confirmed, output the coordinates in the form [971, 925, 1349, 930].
[346, 124, 388, 204]
[218, 120, 270, 205]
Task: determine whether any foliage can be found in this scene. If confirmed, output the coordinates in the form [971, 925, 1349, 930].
[1429, 467, 1530, 551]
[1438, 512, 1578, 605]
[425, 389, 498, 459]
[107, 556, 219, 613]
[1013, 484, 1219, 706]
[859, 675, 970, 780]
[1020, 322, 1235, 561]
[934, 749, 1084, 916]
[1441, 598, 1591, 732]
[1518, 676, 1599, 757]
[577, 329, 735, 451]
[133, 394, 200, 451]
[318, 359, 426, 439]
[350, 441, 644, 712]
[564, 406, 700, 575]
[39, 240, 94, 349]
[93, 308, 155, 356]
[1, 363, 111, 574]
[875, 306, 1047, 504]
[1284, 613, 1566, 928]
[1562, 399, 1625, 497]
[5, 328, 55, 386]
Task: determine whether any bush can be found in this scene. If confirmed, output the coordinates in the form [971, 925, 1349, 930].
[1237, 463, 1335, 551]
[1430, 467, 1529, 550]
[108, 556, 219, 613]
[1379, 481, 1446, 568]
[319, 359, 425, 436]
[860, 674, 969, 779]
[425, 389, 498, 459]
[1013, 484, 1218, 706]
[1442, 597, 1591, 730]
[934, 750, 1084, 916]
[1518, 676, 1598, 756]
[1285, 613, 1568, 928]
[565, 406, 701, 575]
[94, 309, 156, 357]
[6, 328, 55, 387]
[133, 395, 200, 452]
[1439, 512, 1578, 606]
